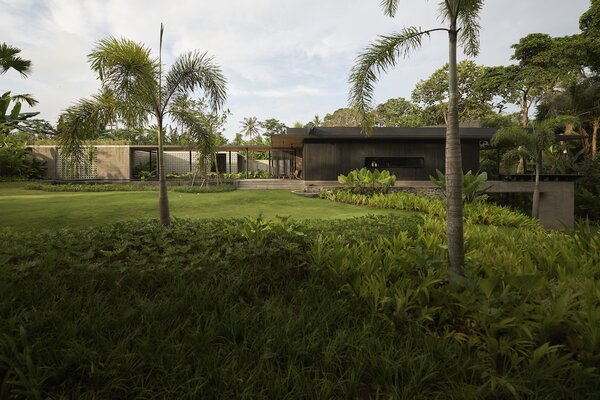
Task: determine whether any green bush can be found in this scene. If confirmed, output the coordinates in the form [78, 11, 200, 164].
[429, 169, 491, 203]
[576, 158, 600, 221]
[0, 135, 45, 179]
[308, 216, 600, 398]
[322, 190, 538, 229]
[0, 216, 599, 398]
[338, 168, 396, 194]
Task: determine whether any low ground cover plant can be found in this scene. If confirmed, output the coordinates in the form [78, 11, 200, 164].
[322, 190, 538, 228]
[24, 182, 236, 193]
[1, 215, 599, 398]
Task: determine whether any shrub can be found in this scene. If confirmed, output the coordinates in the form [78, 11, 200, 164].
[338, 168, 396, 194]
[429, 169, 491, 203]
[0, 135, 46, 179]
[576, 158, 600, 221]
[0, 216, 599, 398]
[322, 190, 538, 229]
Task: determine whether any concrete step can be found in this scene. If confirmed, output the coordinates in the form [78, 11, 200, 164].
[236, 179, 305, 190]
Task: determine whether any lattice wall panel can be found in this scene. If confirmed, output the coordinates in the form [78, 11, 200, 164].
[57, 148, 97, 179]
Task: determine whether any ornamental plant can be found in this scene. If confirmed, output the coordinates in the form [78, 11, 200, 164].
[337, 167, 396, 194]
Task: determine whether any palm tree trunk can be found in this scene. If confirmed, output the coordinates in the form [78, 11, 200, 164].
[532, 149, 541, 219]
[157, 116, 171, 225]
[446, 25, 464, 278]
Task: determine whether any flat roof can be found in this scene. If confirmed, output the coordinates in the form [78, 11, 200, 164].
[271, 127, 497, 148]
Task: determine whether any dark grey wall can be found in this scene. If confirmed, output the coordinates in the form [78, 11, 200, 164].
[302, 139, 480, 181]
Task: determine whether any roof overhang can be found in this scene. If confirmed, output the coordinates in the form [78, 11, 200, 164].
[271, 127, 497, 148]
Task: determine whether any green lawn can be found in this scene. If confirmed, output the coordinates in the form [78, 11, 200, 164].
[0, 182, 404, 231]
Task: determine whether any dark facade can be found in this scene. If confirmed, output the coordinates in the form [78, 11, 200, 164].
[271, 127, 496, 181]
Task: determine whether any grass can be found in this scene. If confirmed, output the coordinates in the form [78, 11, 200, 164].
[0, 182, 406, 231]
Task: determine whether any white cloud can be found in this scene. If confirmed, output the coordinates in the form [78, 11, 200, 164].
[0, 0, 592, 138]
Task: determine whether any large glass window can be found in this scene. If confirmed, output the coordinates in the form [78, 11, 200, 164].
[365, 157, 424, 169]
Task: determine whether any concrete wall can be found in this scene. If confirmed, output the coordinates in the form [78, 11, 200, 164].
[96, 146, 131, 180]
[30, 146, 58, 179]
[487, 181, 575, 230]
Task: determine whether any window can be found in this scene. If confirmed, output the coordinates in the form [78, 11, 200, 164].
[365, 157, 424, 169]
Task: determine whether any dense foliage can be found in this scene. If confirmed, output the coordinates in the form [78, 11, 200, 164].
[338, 168, 396, 194]
[429, 170, 491, 203]
[322, 190, 538, 229]
[1, 215, 599, 398]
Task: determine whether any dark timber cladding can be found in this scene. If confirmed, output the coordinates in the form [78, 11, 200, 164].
[271, 127, 496, 181]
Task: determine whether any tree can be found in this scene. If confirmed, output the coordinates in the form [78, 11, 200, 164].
[239, 116, 261, 139]
[349, 0, 484, 277]
[260, 118, 286, 138]
[493, 118, 572, 218]
[373, 97, 423, 127]
[0, 43, 32, 77]
[58, 25, 227, 225]
[312, 115, 322, 127]
[0, 92, 39, 135]
[411, 60, 495, 125]
[322, 108, 362, 127]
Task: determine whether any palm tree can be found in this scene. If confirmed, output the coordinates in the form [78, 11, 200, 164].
[493, 118, 571, 218]
[349, 0, 484, 278]
[58, 24, 227, 225]
[239, 116, 261, 138]
[312, 114, 322, 127]
[0, 43, 32, 77]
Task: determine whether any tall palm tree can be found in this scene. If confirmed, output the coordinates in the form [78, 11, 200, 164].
[349, 0, 484, 278]
[239, 116, 261, 138]
[0, 43, 32, 77]
[58, 24, 227, 225]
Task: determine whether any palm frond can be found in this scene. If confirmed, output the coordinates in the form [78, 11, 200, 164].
[380, 0, 399, 17]
[163, 51, 227, 113]
[349, 27, 443, 133]
[88, 37, 159, 108]
[0, 43, 32, 77]
[457, 0, 483, 57]
[169, 103, 216, 153]
[492, 126, 531, 147]
[57, 89, 127, 162]
[438, 0, 482, 56]
[10, 93, 38, 107]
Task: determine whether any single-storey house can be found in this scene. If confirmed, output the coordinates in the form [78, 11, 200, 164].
[271, 127, 496, 181]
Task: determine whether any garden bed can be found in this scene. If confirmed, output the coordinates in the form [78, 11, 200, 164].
[1, 216, 599, 398]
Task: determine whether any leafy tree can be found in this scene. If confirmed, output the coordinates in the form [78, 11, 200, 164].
[232, 133, 244, 145]
[322, 108, 361, 127]
[349, 0, 485, 277]
[57, 25, 227, 225]
[373, 97, 423, 127]
[411, 60, 495, 125]
[260, 118, 286, 138]
[239, 116, 261, 139]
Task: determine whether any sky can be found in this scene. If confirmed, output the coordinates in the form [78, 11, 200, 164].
[1, 0, 592, 140]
